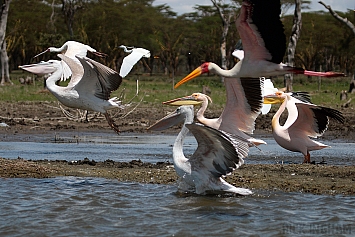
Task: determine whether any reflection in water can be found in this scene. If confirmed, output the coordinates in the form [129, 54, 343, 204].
[0, 177, 354, 236]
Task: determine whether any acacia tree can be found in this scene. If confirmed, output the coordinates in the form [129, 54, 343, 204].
[0, 0, 12, 85]
[61, 0, 84, 39]
[154, 23, 184, 78]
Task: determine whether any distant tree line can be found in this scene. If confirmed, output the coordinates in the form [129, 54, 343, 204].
[5, 0, 355, 77]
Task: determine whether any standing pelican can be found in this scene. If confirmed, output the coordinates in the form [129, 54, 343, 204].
[174, 0, 344, 89]
[148, 105, 252, 195]
[33, 41, 107, 82]
[19, 54, 123, 134]
[264, 91, 344, 163]
[119, 45, 150, 78]
[163, 91, 265, 146]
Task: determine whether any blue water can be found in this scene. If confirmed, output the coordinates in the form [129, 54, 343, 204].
[0, 132, 354, 236]
[0, 132, 354, 165]
[0, 177, 354, 236]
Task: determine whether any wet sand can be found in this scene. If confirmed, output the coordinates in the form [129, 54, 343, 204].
[0, 101, 355, 195]
[1, 158, 354, 195]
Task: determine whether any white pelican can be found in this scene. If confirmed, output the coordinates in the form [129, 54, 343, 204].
[19, 54, 123, 134]
[264, 91, 344, 163]
[148, 105, 252, 195]
[174, 0, 344, 89]
[119, 45, 150, 78]
[33, 41, 107, 82]
[162, 91, 266, 146]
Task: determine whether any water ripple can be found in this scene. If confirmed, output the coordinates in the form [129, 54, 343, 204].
[0, 177, 354, 236]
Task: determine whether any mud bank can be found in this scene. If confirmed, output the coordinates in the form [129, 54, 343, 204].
[1, 158, 354, 195]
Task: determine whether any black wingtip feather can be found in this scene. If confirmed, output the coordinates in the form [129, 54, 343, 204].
[291, 91, 312, 103]
[240, 77, 263, 113]
[249, 0, 286, 63]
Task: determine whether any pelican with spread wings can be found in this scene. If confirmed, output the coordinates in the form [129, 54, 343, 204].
[19, 55, 122, 134]
[264, 91, 344, 163]
[148, 105, 252, 195]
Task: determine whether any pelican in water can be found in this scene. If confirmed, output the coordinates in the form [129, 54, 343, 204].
[19, 54, 123, 134]
[148, 105, 252, 195]
[174, 0, 344, 89]
[33, 41, 107, 82]
[264, 91, 344, 163]
[119, 45, 150, 78]
[162, 91, 265, 146]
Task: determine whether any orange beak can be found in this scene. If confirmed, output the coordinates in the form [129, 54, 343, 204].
[174, 66, 203, 89]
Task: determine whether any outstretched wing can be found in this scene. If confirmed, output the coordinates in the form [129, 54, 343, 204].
[120, 48, 150, 78]
[60, 54, 122, 100]
[236, 0, 285, 64]
[82, 57, 122, 100]
[57, 54, 84, 87]
[187, 123, 249, 179]
[220, 77, 264, 134]
[289, 100, 344, 138]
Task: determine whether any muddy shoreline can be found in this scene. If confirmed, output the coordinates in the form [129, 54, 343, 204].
[1, 158, 354, 195]
[0, 101, 355, 195]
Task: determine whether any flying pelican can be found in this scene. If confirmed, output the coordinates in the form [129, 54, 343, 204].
[231, 44, 276, 116]
[264, 91, 344, 163]
[148, 105, 252, 195]
[33, 41, 107, 82]
[174, 0, 344, 89]
[119, 45, 150, 78]
[19, 54, 123, 134]
[162, 91, 265, 146]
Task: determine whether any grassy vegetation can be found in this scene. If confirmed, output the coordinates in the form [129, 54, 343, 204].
[1, 70, 353, 110]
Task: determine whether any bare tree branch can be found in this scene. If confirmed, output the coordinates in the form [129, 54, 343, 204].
[319, 1, 355, 35]
[211, 0, 234, 82]
[284, 0, 302, 92]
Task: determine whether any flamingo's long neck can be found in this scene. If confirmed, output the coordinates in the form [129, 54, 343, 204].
[173, 109, 194, 178]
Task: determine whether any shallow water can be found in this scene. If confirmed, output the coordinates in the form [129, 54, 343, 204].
[0, 133, 354, 165]
[0, 133, 355, 236]
[0, 177, 354, 236]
